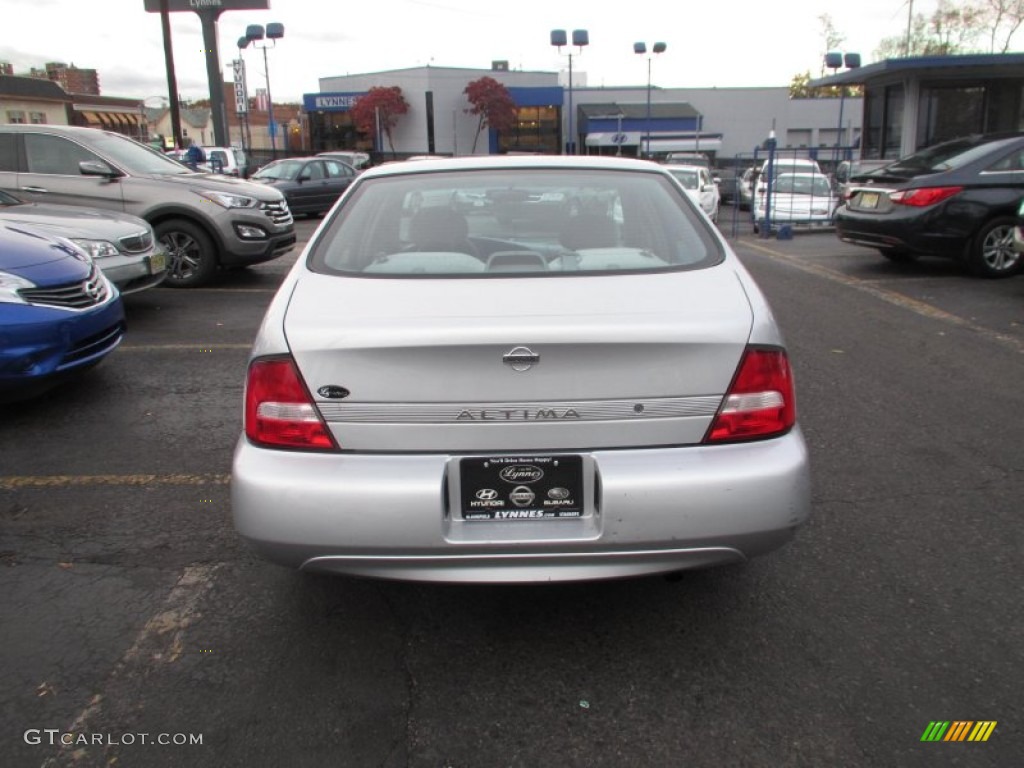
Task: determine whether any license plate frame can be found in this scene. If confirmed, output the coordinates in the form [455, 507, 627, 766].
[458, 455, 584, 521]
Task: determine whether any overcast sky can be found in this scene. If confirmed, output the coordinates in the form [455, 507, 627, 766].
[2, 0, 949, 103]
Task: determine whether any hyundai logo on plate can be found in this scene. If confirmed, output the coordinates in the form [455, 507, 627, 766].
[475, 488, 499, 501]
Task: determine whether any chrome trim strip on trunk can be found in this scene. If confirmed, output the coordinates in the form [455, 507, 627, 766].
[317, 395, 722, 424]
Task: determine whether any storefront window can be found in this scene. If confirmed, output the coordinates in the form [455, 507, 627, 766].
[498, 106, 560, 154]
[917, 85, 984, 148]
[862, 84, 904, 160]
[861, 90, 884, 160]
[884, 85, 904, 157]
[309, 111, 369, 154]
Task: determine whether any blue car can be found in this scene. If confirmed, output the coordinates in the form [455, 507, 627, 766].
[0, 222, 125, 402]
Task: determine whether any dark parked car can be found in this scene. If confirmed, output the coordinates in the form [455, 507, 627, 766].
[0, 189, 166, 294]
[250, 157, 359, 217]
[0, 222, 125, 402]
[835, 133, 1024, 278]
[712, 167, 738, 205]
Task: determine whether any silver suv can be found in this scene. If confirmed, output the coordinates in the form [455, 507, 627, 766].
[0, 125, 295, 287]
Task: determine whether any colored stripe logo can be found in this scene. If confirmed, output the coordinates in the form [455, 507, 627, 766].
[921, 721, 997, 742]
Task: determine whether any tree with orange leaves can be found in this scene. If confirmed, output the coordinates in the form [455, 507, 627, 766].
[350, 86, 410, 157]
[464, 77, 517, 154]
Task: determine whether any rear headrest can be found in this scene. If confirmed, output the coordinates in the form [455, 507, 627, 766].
[559, 213, 616, 250]
[409, 207, 469, 247]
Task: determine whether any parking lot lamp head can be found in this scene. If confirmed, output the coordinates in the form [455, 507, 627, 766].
[242, 22, 285, 161]
[635, 41, 667, 158]
[551, 28, 589, 155]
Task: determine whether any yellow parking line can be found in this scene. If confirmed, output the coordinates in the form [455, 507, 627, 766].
[0, 473, 230, 490]
[741, 239, 1024, 353]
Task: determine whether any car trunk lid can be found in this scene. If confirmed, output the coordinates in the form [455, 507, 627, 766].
[283, 266, 754, 451]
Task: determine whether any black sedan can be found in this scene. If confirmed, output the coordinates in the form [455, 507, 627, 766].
[250, 157, 358, 217]
[835, 133, 1024, 278]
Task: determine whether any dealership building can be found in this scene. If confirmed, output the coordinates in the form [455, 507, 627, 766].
[305, 64, 862, 167]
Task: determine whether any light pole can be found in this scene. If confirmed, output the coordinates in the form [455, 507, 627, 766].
[550, 29, 589, 155]
[824, 51, 860, 165]
[634, 41, 666, 159]
[239, 22, 284, 160]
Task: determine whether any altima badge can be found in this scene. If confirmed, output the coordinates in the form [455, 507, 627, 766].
[502, 346, 539, 372]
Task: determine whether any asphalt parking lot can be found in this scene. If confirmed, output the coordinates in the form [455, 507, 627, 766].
[1, 209, 1021, 767]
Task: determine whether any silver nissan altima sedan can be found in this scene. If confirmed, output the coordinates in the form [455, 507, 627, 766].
[232, 156, 811, 583]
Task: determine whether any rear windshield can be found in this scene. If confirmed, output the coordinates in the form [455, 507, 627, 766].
[873, 137, 1014, 176]
[308, 167, 721, 278]
[773, 174, 833, 196]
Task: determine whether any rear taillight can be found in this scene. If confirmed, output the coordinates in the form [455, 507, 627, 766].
[889, 186, 963, 207]
[245, 357, 337, 450]
[705, 347, 796, 443]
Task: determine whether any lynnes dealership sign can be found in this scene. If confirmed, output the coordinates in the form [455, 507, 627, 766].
[143, 0, 269, 12]
[303, 93, 367, 112]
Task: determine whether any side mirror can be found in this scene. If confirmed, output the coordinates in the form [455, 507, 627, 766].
[79, 160, 118, 178]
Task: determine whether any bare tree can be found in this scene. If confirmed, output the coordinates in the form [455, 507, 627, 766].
[875, 0, 989, 58]
[981, 0, 1024, 52]
[818, 14, 846, 76]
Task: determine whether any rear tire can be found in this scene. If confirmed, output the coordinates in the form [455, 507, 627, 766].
[155, 219, 217, 288]
[968, 217, 1021, 278]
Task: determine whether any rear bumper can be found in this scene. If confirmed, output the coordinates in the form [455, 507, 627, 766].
[232, 428, 811, 583]
[834, 207, 969, 258]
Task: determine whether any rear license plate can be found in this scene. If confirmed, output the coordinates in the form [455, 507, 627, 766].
[460, 455, 583, 520]
[859, 191, 879, 210]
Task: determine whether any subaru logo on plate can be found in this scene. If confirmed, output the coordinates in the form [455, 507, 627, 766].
[502, 346, 540, 372]
[499, 465, 544, 484]
[509, 486, 536, 507]
[475, 488, 499, 501]
[547, 487, 571, 500]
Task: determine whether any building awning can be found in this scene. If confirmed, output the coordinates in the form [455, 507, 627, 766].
[92, 111, 142, 131]
[587, 132, 724, 152]
[78, 111, 103, 125]
[645, 137, 723, 153]
[585, 131, 643, 147]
